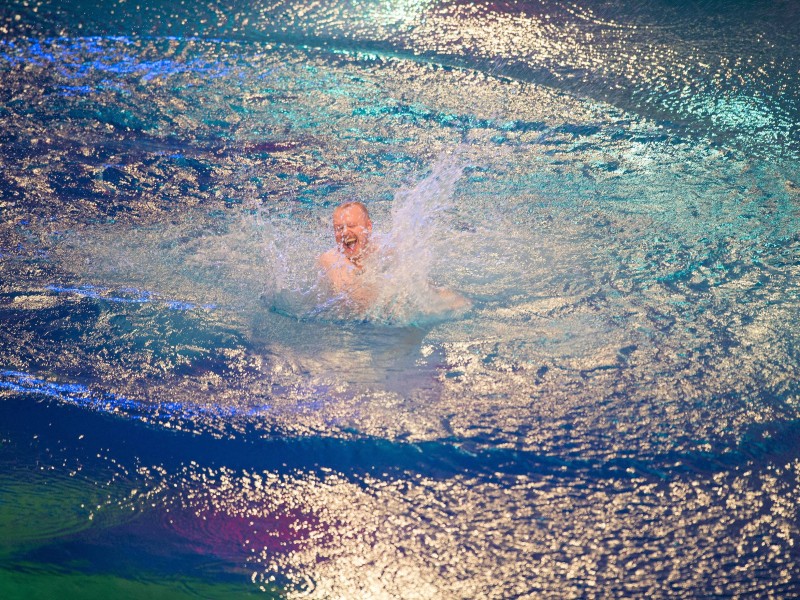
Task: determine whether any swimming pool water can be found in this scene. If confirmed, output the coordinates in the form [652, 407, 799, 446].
[1, 1, 799, 598]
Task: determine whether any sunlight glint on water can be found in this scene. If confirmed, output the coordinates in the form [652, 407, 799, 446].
[0, 0, 799, 598]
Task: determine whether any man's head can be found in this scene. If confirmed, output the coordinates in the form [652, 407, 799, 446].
[333, 201, 372, 264]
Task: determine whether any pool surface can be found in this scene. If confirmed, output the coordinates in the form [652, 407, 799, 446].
[1, 1, 799, 597]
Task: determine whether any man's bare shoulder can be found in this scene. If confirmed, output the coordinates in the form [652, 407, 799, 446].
[318, 248, 341, 270]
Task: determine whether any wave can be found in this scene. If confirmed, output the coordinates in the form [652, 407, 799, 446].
[5, 1, 799, 158]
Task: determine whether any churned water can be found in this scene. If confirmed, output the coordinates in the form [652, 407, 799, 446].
[1, 1, 799, 598]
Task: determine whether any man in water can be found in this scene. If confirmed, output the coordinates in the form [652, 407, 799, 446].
[317, 201, 377, 307]
[318, 201, 470, 312]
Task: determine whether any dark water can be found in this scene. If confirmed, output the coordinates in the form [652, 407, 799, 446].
[1, 1, 799, 598]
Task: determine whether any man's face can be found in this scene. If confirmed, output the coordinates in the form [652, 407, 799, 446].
[333, 205, 372, 262]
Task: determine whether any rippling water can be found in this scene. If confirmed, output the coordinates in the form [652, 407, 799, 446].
[1, 1, 799, 598]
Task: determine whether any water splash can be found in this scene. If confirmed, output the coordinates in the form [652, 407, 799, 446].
[265, 155, 471, 326]
[365, 154, 468, 324]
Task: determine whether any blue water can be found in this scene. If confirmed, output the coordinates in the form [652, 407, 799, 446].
[1, 1, 799, 598]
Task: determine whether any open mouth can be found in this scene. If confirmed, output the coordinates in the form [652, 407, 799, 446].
[343, 236, 358, 251]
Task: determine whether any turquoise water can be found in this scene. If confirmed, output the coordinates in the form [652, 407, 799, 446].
[1, 1, 799, 597]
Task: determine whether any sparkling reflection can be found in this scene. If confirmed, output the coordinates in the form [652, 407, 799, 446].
[1, 1, 800, 597]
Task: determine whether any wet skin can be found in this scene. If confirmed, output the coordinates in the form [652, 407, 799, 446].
[318, 202, 471, 313]
[318, 203, 378, 308]
[332, 204, 373, 267]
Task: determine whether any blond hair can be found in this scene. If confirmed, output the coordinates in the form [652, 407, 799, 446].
[334, 201, 370, 219]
